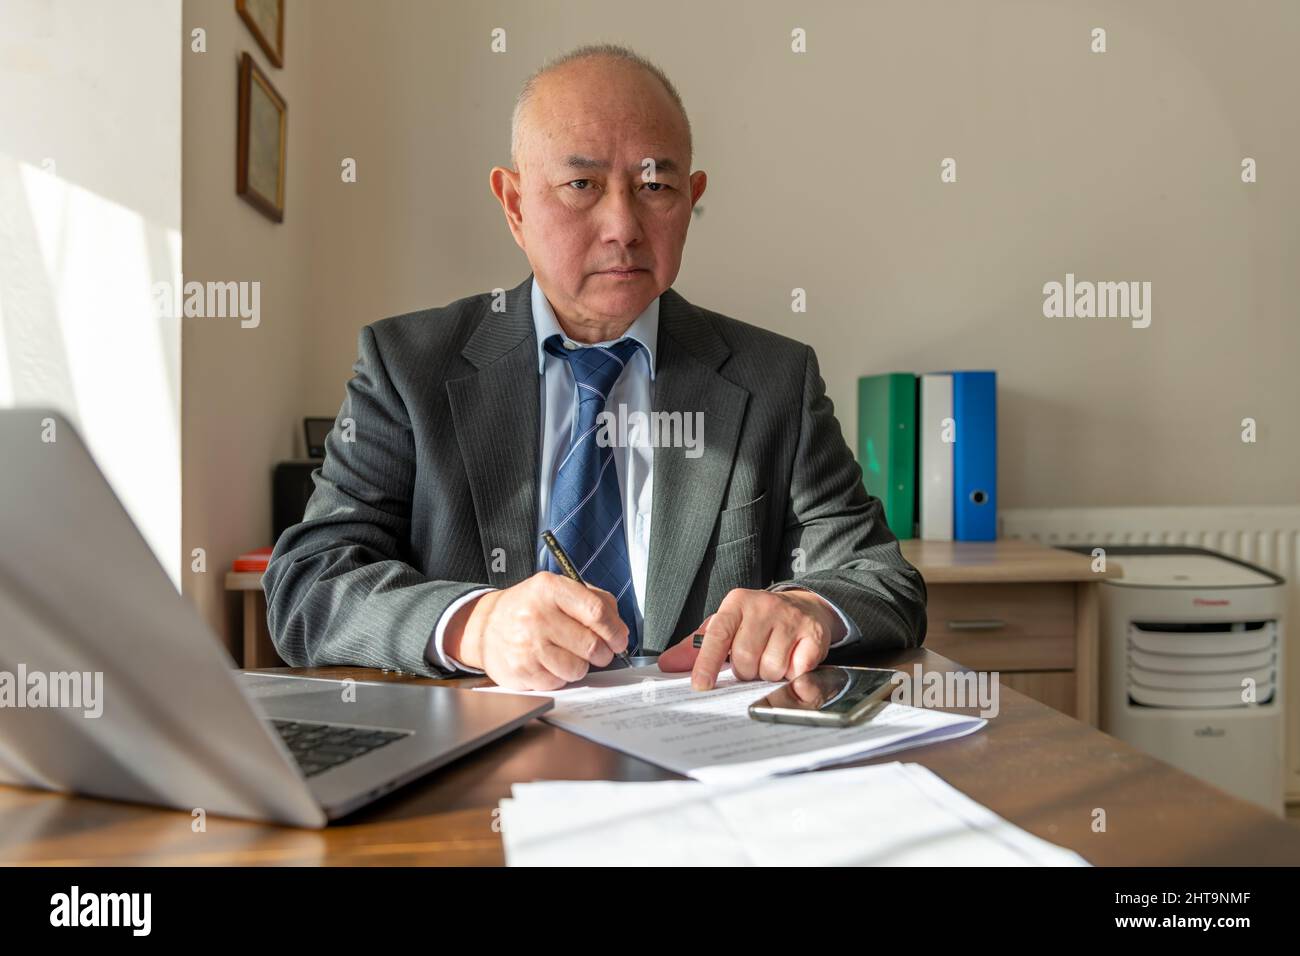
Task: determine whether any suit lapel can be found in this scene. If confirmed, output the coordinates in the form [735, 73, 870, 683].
[446, 274, 539, 588]
[642, 288, 750, 652]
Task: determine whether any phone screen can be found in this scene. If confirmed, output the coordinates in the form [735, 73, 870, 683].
[756, 666, 898, 717]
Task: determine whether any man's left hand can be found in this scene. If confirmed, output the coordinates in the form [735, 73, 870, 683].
[657, 588, 845, 690]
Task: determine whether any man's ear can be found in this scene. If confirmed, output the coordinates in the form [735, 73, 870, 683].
[489, 166, 526, 249]
[689, 169, 708, 207]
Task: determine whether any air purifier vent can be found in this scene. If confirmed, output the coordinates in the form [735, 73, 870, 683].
[1127, 620, 1278, 708]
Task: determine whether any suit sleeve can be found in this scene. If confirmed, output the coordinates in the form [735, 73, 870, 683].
[262, 325, 486, 677]
[768, 345, 928, 653]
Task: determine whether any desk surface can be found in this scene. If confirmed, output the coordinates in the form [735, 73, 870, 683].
[2, 648, 1297, 866]
[900, 538, 1122, 584]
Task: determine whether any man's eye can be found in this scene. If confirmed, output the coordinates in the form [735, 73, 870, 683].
[568, 179, 592, 190]
[643, 181, 669, 192]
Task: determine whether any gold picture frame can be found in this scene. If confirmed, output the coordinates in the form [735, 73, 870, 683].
[236, 51, 287, 223]
[236, 0, 284, 68]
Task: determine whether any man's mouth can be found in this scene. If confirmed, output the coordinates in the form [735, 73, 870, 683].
[599, 267, 646, 277]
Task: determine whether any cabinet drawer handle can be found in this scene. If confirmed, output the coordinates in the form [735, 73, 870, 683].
[946, 619, 1006, 632]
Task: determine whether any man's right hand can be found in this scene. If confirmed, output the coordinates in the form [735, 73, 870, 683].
[442, 571, 629, 690]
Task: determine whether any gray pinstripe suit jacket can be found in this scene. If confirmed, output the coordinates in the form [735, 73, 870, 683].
[263, 274, 927, 677]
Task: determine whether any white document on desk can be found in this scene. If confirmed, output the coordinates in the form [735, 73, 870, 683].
[499, 762, 1090, 866]
[474, 664, 985, 783]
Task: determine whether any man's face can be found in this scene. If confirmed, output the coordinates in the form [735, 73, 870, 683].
[492, 59, 707, 334]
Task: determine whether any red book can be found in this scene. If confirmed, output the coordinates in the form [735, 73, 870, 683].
[232, 546, 274, 573]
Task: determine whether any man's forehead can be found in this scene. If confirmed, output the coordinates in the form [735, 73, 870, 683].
[525, 119, 686, 173]
[521, 66, 689, 170]
[535, 114, 685, 161]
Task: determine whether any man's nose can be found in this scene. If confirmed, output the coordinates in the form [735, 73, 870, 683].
[596, 183, 645, 246]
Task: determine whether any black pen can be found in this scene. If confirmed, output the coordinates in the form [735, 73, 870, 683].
[540, 529, 635, 669]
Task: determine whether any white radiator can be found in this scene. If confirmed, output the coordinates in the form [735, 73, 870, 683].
[1000, 506, 1300, 801]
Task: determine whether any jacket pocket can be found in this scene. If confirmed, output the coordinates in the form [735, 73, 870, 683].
[707, 531, 763, 605]
[716, 490, 766, 547]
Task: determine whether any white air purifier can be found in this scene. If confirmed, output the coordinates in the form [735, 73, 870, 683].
[1093, 546, 1286, 816]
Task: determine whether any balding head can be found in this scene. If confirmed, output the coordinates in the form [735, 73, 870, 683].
[490, 44, 707, 341]
[511, 44, 693, 171]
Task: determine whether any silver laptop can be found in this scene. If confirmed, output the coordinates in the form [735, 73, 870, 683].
[0, 408, 551, 828]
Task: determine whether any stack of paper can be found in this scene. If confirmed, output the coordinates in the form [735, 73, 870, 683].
[475, 664, 986, 783]
[499, 762, 1090, 866]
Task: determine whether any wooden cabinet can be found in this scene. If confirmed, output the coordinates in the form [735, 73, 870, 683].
[227, 571, 280, 669]
[999, 671, 1077, 715]
[900, 539, 1120, 725]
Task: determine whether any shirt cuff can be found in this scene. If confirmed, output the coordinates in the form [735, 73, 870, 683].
[428, 588, 495, 674]
[768, 584, 859, 649]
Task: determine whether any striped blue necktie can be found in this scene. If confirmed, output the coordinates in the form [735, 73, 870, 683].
[542, 334, 643, 653]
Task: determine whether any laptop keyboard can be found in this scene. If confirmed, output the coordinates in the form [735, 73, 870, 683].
[270, 719, 410, 778]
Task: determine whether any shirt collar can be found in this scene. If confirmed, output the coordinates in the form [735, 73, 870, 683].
[531, 276, 659, 380]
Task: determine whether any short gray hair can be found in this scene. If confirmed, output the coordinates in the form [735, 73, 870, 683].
[510, 43, 692, 169]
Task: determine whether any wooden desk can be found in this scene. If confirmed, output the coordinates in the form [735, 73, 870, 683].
[902, 539, 1121, 726]
[2, 649, 1297, 866]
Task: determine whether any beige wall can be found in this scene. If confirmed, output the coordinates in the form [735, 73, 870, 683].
[181, 0, 315, 653]
[182, 0, 1300, 646]
[298, 0, 1300, 506]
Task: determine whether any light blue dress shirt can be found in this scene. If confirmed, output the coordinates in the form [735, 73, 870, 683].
[428, 280, 856, 674]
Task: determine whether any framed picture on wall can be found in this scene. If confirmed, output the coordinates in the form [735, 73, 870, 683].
[237, 51, 287, 223]
[236, 0, 284, 68]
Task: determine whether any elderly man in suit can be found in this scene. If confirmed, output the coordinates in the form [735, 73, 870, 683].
[264, 43, 926, 691]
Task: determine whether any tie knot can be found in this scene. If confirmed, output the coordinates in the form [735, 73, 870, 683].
[544, 335, 643, 402]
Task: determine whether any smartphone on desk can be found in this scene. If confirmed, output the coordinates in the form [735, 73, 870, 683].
[748, 666, 901, 728]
